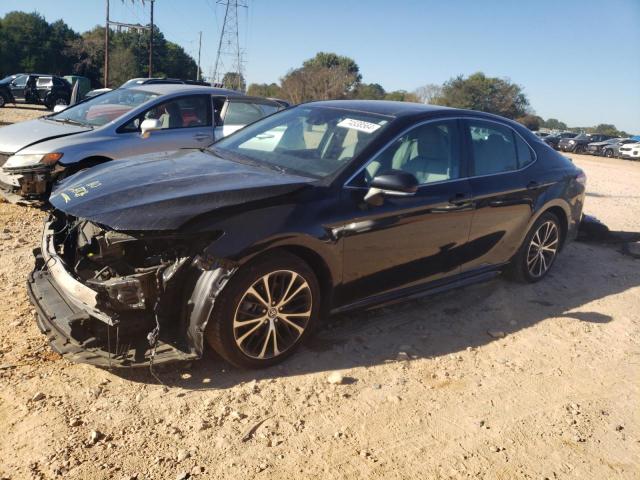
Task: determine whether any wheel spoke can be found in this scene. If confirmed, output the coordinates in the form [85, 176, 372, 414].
[262, 274, 273, 306]
[280, 281, 309, 308]
[247, 286, 269, 309]
[233, 315, 266, 328]
[278, 272, 298, 306]
[237, 321, 266, 344]
[278, 314, 307, 334]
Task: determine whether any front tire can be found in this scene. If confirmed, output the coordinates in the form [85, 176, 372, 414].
[605, 149, 614, 158]
[204, 251, 320, 368]
[0, 95, 5, 108]
[506, 212, 562, 283]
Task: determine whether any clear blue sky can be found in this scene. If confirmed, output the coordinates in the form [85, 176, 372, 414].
[1, 0, 639, 133]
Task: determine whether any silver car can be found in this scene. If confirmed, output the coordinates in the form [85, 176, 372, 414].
[0, 84, 285, 203]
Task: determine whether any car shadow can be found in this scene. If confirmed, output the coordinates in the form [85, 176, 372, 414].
[110, 235, 639, 390]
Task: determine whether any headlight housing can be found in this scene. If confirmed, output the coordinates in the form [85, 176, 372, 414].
[568, 140, 576, 145]
[4, 152, 63, 169]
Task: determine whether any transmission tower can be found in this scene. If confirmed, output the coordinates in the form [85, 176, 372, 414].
[212, 0, 247, 91]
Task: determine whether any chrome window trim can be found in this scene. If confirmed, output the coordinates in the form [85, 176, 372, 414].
[343, 116, 538, 190]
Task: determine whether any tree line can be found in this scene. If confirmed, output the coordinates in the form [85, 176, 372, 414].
[0, 11, 197, 88]
[0, 12, 629, 136]
[249, 53, 629, 136]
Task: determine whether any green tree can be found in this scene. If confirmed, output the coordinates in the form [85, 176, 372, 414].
[303, 52, 361, 89]
[385, 90, 419, 102]
[351, 83, 386, 100]
[592, 124, 625, 137]
[540, 118, 568, 130]
[516, 114, 543, 131]
[221, 71, 246, 92]
[432, 72, 529, 119]
[1, 11, 52, 73]
[247, 82, 282, 98]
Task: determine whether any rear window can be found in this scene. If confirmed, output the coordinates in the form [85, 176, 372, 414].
[36, 77, 53, 87]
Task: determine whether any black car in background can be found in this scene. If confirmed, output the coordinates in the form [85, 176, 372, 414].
[28, 100, 586, 369]
[543, 131, 577, 150]
[585, 138, 621, 156]
[0, 73, 72, 110]
[558, 133, 613, 153]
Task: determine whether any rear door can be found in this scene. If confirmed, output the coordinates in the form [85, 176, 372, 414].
[215, 97, 284, 139]
[462, 119, 539, 271]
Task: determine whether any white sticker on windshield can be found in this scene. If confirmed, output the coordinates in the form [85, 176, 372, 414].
[337, 118, 382, 134]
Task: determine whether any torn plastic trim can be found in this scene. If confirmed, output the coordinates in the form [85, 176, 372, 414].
[41, 220, 115, 325]
[186, 263, 238, 358]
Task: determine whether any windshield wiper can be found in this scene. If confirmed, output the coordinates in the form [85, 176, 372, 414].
[53, 118, 92, 128]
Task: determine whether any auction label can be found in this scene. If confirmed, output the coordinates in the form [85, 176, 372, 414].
[337, 118, 382, 133]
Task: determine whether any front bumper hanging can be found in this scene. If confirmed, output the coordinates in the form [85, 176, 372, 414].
[27, 222, 198, 367]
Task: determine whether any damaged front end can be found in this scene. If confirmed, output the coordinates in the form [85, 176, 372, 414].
[27, 212, 235, 367]
[0, 165, 55, 204]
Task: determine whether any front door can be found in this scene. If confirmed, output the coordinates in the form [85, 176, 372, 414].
[115, 94, 214, 156]
[339, 119, 474, 305]
[10, 75, 27, 102]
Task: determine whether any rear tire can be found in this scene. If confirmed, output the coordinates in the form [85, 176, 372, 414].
[204, 251, 321, 369]
[0, 95, 5, 108]
[506, 212, 562, 283]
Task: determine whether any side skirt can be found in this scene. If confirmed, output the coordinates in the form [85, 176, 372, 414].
[330, 266, 505, 315]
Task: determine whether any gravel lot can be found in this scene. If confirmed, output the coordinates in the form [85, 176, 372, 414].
[0, 107, 638, 480]
[0, 104, 48, 126]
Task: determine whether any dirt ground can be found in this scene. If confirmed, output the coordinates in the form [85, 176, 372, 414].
[0, 131, 638, 478]
[0, 104, 48, 126]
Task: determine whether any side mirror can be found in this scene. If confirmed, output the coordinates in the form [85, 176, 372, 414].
[53, 104, 67, 113]
[140, 118, 162, 138]
[364, 170, 419, 204]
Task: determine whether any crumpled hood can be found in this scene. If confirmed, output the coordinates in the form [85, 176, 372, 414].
[50, 149, 315, 231]
[0, 118, 91, 154]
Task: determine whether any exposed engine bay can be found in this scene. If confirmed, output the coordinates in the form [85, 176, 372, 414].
[28, 212, 235, 367]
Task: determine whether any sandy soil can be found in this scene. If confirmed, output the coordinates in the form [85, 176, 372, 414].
[0, 105, 48, 126]
[0, 153, 638, 480]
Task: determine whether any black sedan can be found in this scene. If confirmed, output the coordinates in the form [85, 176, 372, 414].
[28, 101, 586, 369]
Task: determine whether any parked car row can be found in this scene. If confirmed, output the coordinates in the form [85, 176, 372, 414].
[537, 130, 639, 160]
[0, 93, 587, 369]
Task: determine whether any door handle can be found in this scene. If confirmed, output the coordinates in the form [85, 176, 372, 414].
[193, 134, 211, 141]
[449, 192, 472, 206]
[526, 180, 540, 190]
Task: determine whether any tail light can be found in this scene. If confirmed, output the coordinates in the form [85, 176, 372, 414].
[576, 171, 587, 186]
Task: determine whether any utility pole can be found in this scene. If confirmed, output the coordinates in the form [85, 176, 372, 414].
[212, 0, 247, 91]
[148, 0, 155, 77]
[197, 31, 202, 81]
[104, 0, 109, 87]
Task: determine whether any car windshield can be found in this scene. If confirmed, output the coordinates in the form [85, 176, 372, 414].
[211, 106, 391, 179]
[50, 88, 158, 127]
[574, 134, 589, 140]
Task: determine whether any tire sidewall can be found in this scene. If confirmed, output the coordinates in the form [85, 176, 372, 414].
[0, 95, 5, 108]
[207, 251, 321, 368]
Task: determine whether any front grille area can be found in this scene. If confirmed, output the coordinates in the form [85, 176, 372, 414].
[0, 153, 12, 168]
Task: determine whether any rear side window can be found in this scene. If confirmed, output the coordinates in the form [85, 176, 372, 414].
[224, 101, 272, 126]
[468, 120, 533, 175]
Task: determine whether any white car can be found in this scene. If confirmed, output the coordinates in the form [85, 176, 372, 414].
[619, 143, 640, 160]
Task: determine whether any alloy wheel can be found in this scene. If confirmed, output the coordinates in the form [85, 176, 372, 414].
[526, 220, 559, 278]
[233, 270, 312, 360]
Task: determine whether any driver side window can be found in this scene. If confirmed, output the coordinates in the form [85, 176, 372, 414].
[119, 95, 211, 133]
[358, 120, 462, 186]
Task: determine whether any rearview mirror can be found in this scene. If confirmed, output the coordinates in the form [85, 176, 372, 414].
[53, 104, 67, 113]
[364, 170, 419, 204]
[140, 118, 162, 138]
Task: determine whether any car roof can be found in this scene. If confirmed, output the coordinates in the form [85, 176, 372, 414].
[131, 84, 241, 96]
[307, 100, 450, 117]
